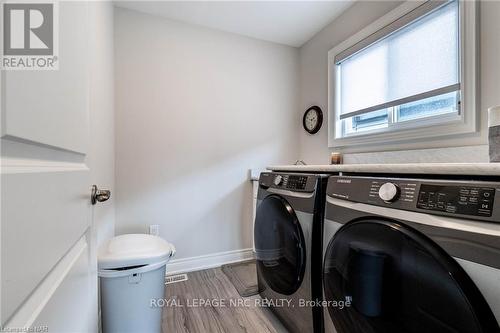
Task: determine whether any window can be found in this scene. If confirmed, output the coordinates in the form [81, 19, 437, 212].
[328, 0, 478, 150]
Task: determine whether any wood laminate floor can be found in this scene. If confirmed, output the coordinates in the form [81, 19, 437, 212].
[162, 267, 288, 333]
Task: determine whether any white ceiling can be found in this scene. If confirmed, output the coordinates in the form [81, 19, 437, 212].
[114, 1, 354, 47]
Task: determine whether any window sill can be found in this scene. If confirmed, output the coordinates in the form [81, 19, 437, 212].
[328, 116, 481, 153]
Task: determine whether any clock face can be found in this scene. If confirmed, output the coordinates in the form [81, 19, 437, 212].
[305, 110, 318, 131]
[303, 106, 323, 134]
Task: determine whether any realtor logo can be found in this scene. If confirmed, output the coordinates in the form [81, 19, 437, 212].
[1, 2, 59, 70]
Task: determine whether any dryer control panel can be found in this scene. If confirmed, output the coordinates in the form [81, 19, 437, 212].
[259, 172, 316, 193]
[417, 184, 495, 217]
[327, 176, 500, 223]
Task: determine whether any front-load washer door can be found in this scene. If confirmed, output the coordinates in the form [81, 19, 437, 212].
[323, 218, 499, 333]
[255, 194, 306, 295]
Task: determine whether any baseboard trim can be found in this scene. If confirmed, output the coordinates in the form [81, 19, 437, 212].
[166, 248, 254, 276]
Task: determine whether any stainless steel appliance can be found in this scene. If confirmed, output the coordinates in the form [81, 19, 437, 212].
[323, 175, 500, 333]
[255, 172, 329, 333]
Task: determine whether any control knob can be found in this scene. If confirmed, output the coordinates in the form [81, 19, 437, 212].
[274, 175, 284, 186]
[379, 182, 400, 202]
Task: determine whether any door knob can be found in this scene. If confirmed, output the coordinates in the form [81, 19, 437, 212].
[91, 185, 111, 205]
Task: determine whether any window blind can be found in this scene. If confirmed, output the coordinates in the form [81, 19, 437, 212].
[336, 0, 460, 120]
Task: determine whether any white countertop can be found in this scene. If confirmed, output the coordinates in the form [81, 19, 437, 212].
[249, 168, 266, 181]
[267, 163, 500, 176]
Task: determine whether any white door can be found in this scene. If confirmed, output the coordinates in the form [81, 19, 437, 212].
[1, 2, 100, 332]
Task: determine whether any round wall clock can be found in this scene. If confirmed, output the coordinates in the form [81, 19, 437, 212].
[303, 106, 323, 134]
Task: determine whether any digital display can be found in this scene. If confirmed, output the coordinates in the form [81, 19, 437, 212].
[286, 176, 308, 190]
[417, 185, 495, 217]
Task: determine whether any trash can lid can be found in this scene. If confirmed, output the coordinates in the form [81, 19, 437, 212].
[98, 234, 175, 270]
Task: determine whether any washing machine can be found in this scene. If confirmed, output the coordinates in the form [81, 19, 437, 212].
[322, 174, 500, 333]
[255, 172, 329, 333]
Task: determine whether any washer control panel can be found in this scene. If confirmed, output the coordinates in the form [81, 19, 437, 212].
[286, 175, 309, 190]
[327, 176, 500, 222]
[417, 184, 495, 217]
[260, 173, 316, 192]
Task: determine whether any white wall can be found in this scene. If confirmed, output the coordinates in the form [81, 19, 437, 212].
[89, 2, 115, 247]
[298, 0, 500, 164]
[114, 8, 300, 261]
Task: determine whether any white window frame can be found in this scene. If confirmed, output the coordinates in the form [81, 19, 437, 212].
[327, 0, 478, 151]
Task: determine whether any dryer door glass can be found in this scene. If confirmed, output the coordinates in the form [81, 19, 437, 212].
[323, 219, 499, 333]
[254, 195, 306, 295]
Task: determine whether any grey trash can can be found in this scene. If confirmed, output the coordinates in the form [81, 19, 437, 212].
[98, 234, 175, 333]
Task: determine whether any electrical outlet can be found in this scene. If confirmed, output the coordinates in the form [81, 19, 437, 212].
[149, 224, 160, 236]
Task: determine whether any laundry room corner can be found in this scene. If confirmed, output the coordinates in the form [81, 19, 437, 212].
[112, 7, 301, 271]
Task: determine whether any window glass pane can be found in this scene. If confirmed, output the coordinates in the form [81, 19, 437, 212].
[398, 91, 458, 122]
[339, 1, 459, 116]
[344, 109, 389, 136]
